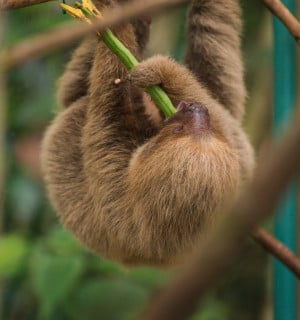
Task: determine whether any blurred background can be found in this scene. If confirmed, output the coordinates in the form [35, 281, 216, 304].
[0, 1, 289, 319]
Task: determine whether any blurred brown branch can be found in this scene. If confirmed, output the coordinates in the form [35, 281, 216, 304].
[252, 228, 300, 277]
[0, 10, 6, 320]
[144, 114, 300, 320]
[1, 0, 188, 70]
[261, 0, 300, 44]
[0, 12, 5, 236]
[0, 0, 56, 10]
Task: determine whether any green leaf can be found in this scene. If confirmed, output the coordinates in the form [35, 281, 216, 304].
[128, 267, 170, 289]
[89, 258, 125, 276]
[30, 250, 84, 320]
[45, 226, 84, 255]
[0, 234, 29, 277]
[66, 278, 149, 320]
[190, 297, 230, 320]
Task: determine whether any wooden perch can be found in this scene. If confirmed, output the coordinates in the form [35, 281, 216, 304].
[0, 0, 56, 10]
[261, 0, 300, 44]
[144, 114, 300, 320]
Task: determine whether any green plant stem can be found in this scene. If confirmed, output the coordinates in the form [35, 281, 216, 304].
[100, 29, 138, 68]
[102, 30, 176, 117]
[78, 1, 176, 118]
[101, 29, 176, 117]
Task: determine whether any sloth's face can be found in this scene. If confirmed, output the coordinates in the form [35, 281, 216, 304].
[163, 101, 212, 137]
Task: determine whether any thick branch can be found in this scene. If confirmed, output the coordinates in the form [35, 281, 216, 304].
[261, 0, 300, 44]
[1, 0, 188, 70]
[144, 115, 300, 320]
[252, 228, 300, 277]
[0, 0, 56, 10]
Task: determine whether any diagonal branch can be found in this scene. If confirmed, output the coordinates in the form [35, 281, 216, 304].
[252, 228, 300, 277]
[260, 0, 300, 44]
[0, 0, 57, 10]
[1, 0, 188, 70]
[143, 114, 300, 320]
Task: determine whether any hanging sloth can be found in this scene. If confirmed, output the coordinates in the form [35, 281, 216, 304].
[41, 0, 254, 267]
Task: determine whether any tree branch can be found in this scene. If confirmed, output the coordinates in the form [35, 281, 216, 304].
[0, 11, 5, 239]
[252, 228, 300, 277]
[144, 114, 300, 320]
[1, 0, 188, 70]
[0, 10, 6, 320]
[0, 0, 56, 10]
[261, 0, 300, 44]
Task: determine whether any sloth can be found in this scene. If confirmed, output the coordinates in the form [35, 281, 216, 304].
[41, 0, 254, 266]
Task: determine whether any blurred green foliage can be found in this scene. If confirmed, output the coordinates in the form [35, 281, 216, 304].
[2, 1, 271, 319]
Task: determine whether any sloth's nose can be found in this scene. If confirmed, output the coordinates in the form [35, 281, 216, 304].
[177, 102, 210, 128]
[186, 103, 209, 116]
[177, 101, 209, 115]
[183, 103, 210, 131]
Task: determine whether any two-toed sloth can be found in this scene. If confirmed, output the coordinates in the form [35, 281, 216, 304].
[41, 0, 254, 266]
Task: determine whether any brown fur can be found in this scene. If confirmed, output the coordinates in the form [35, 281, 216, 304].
[41, 0, 254, 267]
